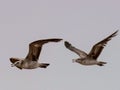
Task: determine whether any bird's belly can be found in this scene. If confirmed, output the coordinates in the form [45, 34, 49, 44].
[80, 60, 98, 65]
[22, 61, 39, 69]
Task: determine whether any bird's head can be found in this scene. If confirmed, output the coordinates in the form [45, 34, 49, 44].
[72, 58, 83, 63]
[10, 57, 23, 69]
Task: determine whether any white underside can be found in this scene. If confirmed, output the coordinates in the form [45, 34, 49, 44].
[76, 59, 99, 65]
[22, 61, 40, 69]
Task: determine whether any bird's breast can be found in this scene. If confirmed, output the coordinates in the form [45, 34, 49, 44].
[80, 59, 98, 65]
[22, 61, 39, 69]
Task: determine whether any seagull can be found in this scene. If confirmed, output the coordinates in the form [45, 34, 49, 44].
[10, 38, 62, 70]
[64, 30, 118, 66]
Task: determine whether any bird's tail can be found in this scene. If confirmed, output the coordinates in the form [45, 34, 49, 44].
[97, 61, 107, 66]
[39, 63, 50, 68]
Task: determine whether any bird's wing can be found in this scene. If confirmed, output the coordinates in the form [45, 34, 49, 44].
[88, 30, 118, 59]
[25, 38, 62, 61]
[64, 41, 87, 58]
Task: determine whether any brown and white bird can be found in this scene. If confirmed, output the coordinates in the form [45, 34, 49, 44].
[64, 30, 118, 66]
[10, 38, 62, 70]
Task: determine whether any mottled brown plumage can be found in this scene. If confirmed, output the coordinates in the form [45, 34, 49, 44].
[65, 30, 118, 66]
[10, 38, 62, 69]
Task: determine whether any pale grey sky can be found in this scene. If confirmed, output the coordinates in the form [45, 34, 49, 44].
[0, 0, 120, 90]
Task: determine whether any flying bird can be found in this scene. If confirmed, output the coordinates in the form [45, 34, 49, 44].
[10, 38, 62, 70]
[64, 30, 118, 66]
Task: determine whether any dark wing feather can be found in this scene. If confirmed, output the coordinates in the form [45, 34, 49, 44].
[64, 41, 87, 58]
[88, 30, 118, 59]
[25, 38, 62, 61]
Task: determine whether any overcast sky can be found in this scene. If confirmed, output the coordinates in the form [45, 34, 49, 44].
[0, 0, 120, 90]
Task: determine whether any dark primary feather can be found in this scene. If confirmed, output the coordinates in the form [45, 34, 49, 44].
[88, 30, 118, 59]
[64, 41, 71, 48]
[25, 38, 62, 61]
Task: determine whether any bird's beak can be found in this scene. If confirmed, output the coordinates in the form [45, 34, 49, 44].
[11, 63, 15, 67]
[72, 59, 76, 63]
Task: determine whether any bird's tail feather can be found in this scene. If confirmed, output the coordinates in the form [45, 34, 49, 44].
[39, 63, 50, 68]
[97, 61, 107, 66]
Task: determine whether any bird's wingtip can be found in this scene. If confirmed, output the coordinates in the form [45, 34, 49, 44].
[64, 41, 71, 47]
